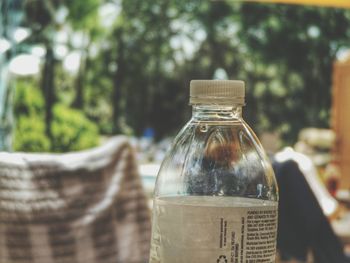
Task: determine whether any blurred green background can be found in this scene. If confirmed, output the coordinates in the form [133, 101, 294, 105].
[1, 0, 350, 152]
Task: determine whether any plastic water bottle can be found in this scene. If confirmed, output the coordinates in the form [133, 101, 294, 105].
[149, 80, 278, 263]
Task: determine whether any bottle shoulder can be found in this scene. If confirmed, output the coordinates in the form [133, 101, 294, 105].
[155, 119, 278, 201]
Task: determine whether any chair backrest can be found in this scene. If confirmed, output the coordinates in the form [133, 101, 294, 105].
[0, 136, 151, 263]
[275, 148, 338, 217]
[273, 159, 347, 263]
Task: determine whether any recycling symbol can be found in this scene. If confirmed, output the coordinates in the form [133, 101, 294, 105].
[217, 255, 227, 263]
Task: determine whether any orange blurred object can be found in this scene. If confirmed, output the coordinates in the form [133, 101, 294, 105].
[333, 55, 350, 189]
[246, 0, 350, 9]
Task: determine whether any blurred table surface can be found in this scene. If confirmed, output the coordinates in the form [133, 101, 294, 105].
[139, 163, 159, 195]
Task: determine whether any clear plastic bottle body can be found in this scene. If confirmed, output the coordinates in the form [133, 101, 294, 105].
[150, 105, 278, 263]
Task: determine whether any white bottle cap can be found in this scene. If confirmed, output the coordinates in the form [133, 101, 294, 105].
[190, 80, 245, 105]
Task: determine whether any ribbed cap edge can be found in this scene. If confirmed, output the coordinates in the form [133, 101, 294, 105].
[190, 80, 245, 105]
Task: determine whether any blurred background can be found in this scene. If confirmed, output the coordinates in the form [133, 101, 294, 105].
[1, 0, 350, 262]
[2, 0, 350, 189]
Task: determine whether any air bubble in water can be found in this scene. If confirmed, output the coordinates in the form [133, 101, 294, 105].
[199, 125, 208, 132]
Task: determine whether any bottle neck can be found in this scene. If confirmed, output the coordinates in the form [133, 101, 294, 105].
[192, 105, 243, 121]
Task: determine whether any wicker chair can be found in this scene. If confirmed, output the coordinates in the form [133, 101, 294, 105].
[0, 136, 151, 263]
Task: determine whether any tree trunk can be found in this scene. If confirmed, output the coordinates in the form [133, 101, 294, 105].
[72, 59, 85, 109]
[41, 43, 55, 139]
[72, 33, 90, 109]
[112, 28, 125, 133]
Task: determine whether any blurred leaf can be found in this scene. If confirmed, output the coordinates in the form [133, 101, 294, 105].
[51, 104, 99, 152]
[14, 117, 51, 152]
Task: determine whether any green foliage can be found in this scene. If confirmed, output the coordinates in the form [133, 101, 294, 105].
[14, 80, 44, 117]
[13, 81, 49, 152]
[14, 117, 51, 152]
[64, 0, 101, 30]
[14, 81, 99, 152]
[51, 105, 99, 152]
[81, 0, 350, 142]
[21, 0, 350, 146]
[237, 3, 350, 142]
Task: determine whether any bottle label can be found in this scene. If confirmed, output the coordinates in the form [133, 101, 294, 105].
[150, 196, 278, 263]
